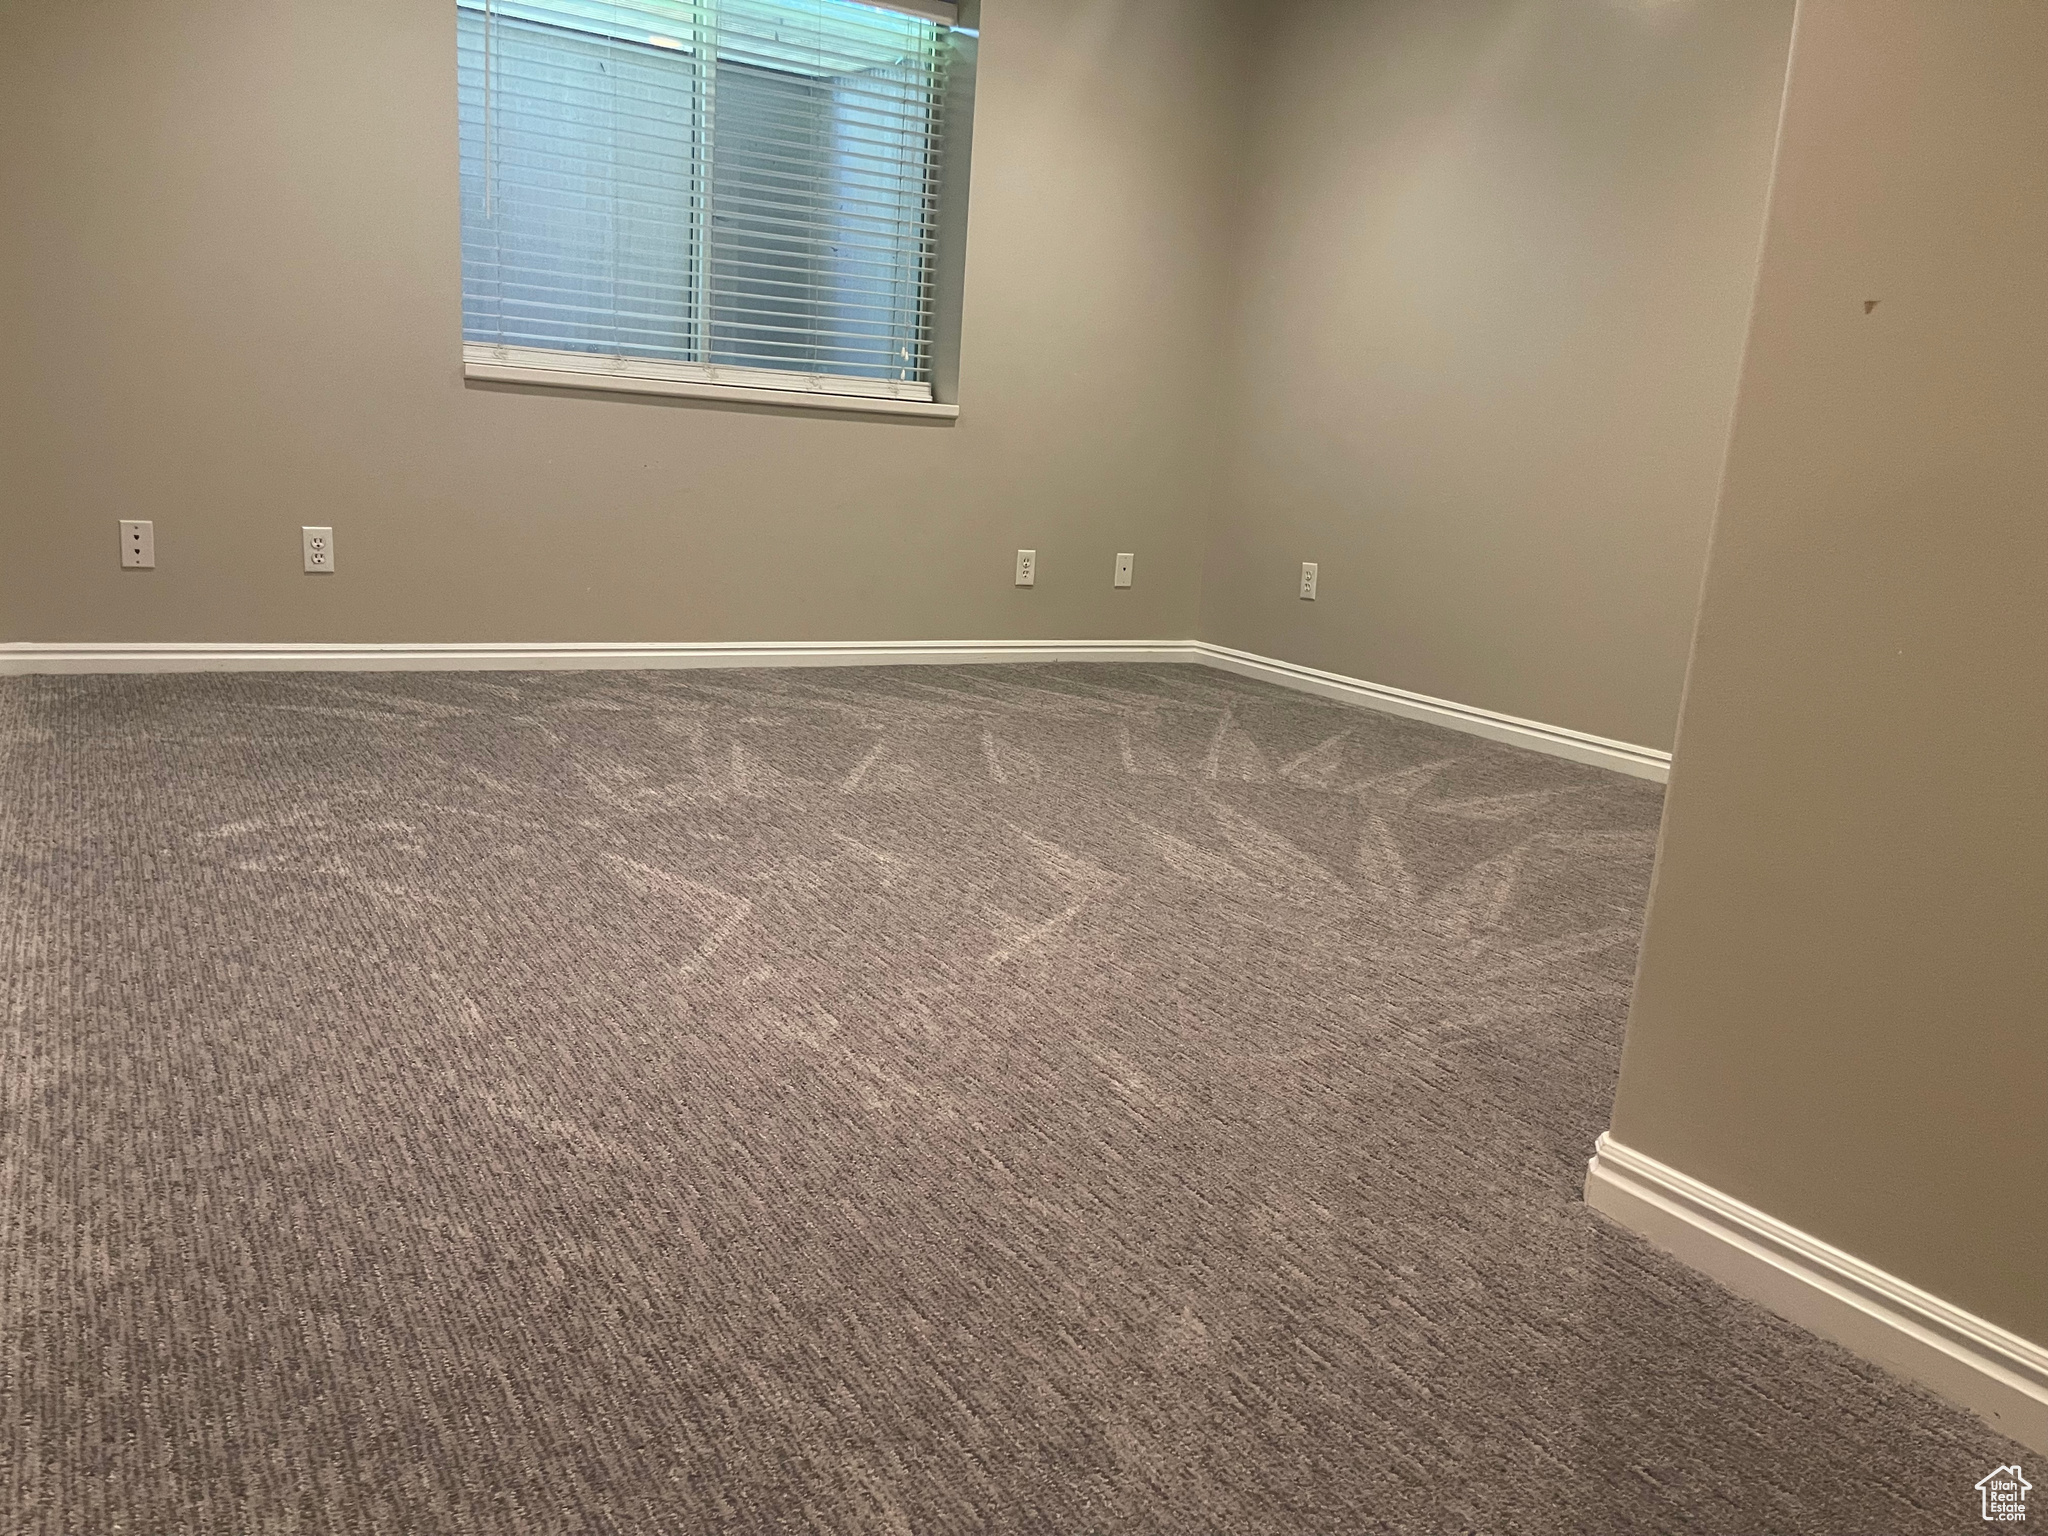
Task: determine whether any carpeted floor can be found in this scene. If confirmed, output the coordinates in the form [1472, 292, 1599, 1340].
[0, 664, 2023, 1534]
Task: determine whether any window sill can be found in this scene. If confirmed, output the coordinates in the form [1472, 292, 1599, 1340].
[462, 345, 959, 420]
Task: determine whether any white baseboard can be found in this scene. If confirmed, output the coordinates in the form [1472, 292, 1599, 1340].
[0, 638, 1669, 781]
[1193, 642, 1670, 782]
[1585, 1132, 2048, 1454]
[0, 639, 1196, 674]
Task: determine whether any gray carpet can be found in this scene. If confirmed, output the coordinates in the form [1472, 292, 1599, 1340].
[0, 664, 2022, 1534]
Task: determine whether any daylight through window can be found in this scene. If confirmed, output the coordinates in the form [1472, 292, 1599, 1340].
[457, 0, 955, 402]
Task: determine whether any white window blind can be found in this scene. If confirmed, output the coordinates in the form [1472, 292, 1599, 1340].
[457, 0, 955, 403]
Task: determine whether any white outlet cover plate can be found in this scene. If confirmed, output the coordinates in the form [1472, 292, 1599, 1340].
[1114, 553, 1134, 588]
[120, 520, 155, 569]
[1015, 549, 1036, 587]
[303, 526, 335, 573]
[1300, 561, 1318, 600]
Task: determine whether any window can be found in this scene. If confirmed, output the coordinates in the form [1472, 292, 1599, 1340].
[457, 0, 964, 411]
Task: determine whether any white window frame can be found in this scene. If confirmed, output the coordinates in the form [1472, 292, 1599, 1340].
[458, 0, 970, 419]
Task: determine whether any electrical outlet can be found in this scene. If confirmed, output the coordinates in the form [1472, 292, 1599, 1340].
[120, 520, 155, 569]
[1300, 561, 1318, 600]
[302, 526, 335, 573]
[1015, 549, 1036, 587]
[1114, 552, 1134, 589]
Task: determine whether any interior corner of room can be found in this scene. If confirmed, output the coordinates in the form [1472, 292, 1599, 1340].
[2, 0, 2043, 1527]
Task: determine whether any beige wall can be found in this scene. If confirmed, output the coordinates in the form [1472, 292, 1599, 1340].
[1199, 0, 1794, 751]
[2, 0, 1798, 762]
[1610, 0, 2048, 1344]
[0, 0, 1236, 644]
